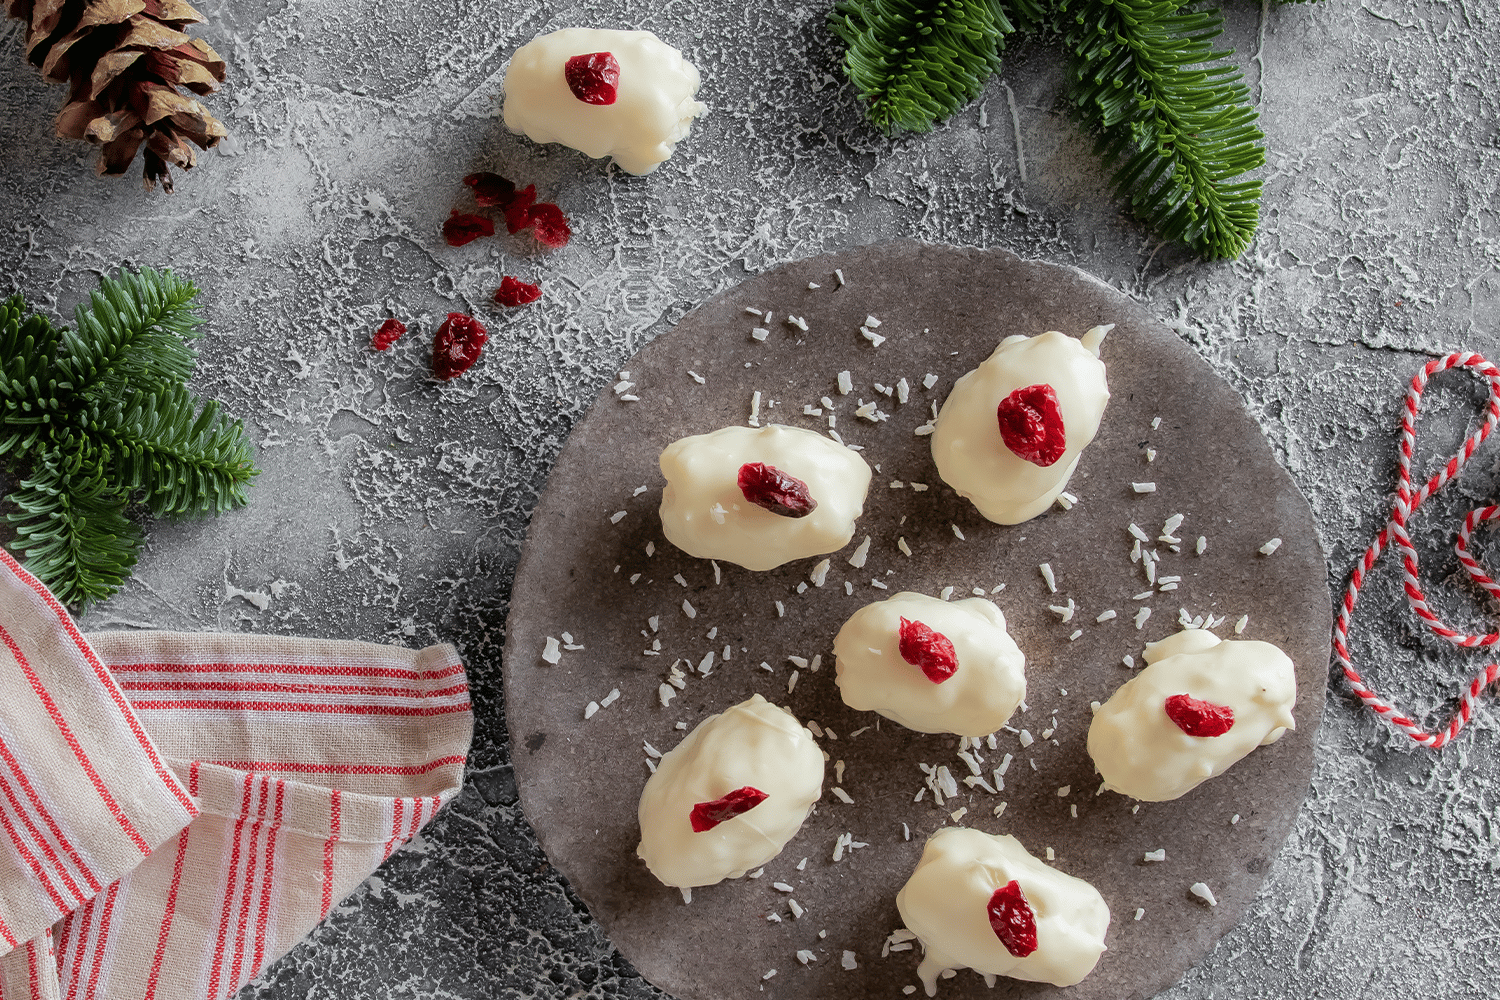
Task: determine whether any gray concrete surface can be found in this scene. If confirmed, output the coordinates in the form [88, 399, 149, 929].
[2, 0, 1498, 998]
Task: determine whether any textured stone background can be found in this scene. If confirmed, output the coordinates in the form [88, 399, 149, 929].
[2, 0, 1499, 998]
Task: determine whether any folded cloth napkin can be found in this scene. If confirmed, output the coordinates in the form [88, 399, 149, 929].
[0, 550, 474, 1000]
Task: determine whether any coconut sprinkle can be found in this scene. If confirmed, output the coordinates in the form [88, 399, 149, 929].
[1134, 607, 1152, 629]
[584, 701, 599, 719]
[1133, 482, 1158, 493]
[832, 787, 854, 804]
[1039, 562, 1057, 592]
[1056, 491, 1077, 511]
[1190, 882, 1219, 906]
[841, 951, 858, 970]
[788, 670, 800, 693]
[1259, 538, 1283, 556]
[1135, 908, 1145, 921]
[790, 900, 806, 920]
[788, 315, 809, 331]
[1048, 599, 1076, 623]
[541, 637, 562, 665]
[1144, 848, 1166, 862]
[749, 390, 762, 426]
[1235, 615, 1249, 634]
[1096, 609, 1117, 623]
[1128, 523, 1150, 542]
[897, 537, 912, 557]
[837, 370, 853, 395]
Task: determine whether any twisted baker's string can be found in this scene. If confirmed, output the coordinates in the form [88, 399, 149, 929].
[1334, 351, 1500, 748]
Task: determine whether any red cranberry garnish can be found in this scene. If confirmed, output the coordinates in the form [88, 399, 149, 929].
[690, 786, 768, 832]
[897, 617, 959, 683]
[738, 462, 817, 517]
[996, 383, 1066, 466]
[565, 51, 621, 105]
[1164, 694, 1235, 737]
[987, 880, 1038, 957]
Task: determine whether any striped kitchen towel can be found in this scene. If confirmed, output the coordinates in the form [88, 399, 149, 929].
[0, 550, 474, 1000]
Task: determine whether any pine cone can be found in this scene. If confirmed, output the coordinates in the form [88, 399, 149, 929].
[7, 0, 227, 191]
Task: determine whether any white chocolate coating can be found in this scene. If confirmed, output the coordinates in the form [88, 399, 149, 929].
[636, 694, 824, 888]
[658, 424, 872, 571]
[833, 592, 1026, 737]
[897, 828, 1110, 993]
[931, 326, 1111, 525]
[1087, 628, 1297, 802]
[502, 28, 706, 175]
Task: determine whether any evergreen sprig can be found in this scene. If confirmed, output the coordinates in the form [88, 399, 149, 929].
[0, 269, 258, 607]
[832, 0, 1318, 259]
[831, 0, 1015, 133]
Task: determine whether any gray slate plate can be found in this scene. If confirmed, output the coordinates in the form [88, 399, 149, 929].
[501, 241, 1330, 1000]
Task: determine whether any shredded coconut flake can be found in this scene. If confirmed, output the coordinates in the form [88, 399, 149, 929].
[541, 637, 562, 665]
[1096, 609, 1117, 623]
[1190, 882, 1218, 906]
[837, 371, 853, 395]
[1234, 615, 1249, 634]
[832, 787, 854, 804]
[897, 536, 912, 557]
[1134, 607, 1152, 630]
[682, 600, 697, 619]
[1133, 482, 1158, 494]
[1259, 538, 1283, 556]
[1144, 849, 1166, 862]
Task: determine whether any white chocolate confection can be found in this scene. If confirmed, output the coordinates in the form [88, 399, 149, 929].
[897, 828, 1110, 993]
[833, 592, 1026, 737]
[502, 28, 706, 175]
[931, 326, 1111, 525]
[1087, 628, 1297, 802]
[658, 424, 872, 571]
[636, 694, 824, 888]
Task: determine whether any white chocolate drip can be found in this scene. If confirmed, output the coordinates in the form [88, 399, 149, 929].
[931, 326, 1111, 525]
[502, 28, 706, 175]
[833, 592, 1026, 737]
[897, 828, 1110, 992]
[658, 424, 872, 571]
[636, 695, 824, 888]
[1087, 628, 1298, 802]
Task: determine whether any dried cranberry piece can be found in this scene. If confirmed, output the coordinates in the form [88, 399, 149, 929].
[987, 880, 1038, 957]
[371, 318, 406, 351]
[463, 171, 517, 208]
[443, 210, 494, 247]
[565, 51, 621, 105]
[738, 462, 817, 517]
[897, 617, 959, 684]
[504, 185, 538, 234]
[1164, 694, 1235, 737]
[527, 202, 572, 249]
[494, 276, 542, 307]
[690, 786, 768, 832]
[431, 312, 489, 380]
[996, 383, 1067, 467]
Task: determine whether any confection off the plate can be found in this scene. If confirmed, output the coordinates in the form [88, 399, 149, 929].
[658, 424, 873, 571]
[1088, 628, 1297, 801]
[833, 591, 1026, 737]
[502, 28, 707, 175]
[932, 326, 1110, 525]
[896, 828, 1110, 993]
[636, 694, 825, 888]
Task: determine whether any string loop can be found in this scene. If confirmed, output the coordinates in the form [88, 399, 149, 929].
[1333, 351, 1500, 748]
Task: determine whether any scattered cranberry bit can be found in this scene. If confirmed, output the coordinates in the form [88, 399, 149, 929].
[504, 185, 537, 233]
[898, 617, 959, 683]
[371, 318, 406, 351]
[494, 276, 542, 307]
[1164, 694, 1235, 737]
[431, 312, 489, 380]
[501, 184, 572, 249]
[690, 786, 769, 832]
[987, 880, 1038, 958]
[565, 51, 621, 105]
[526, 202, 572, 249]
[996, 383, 1067, 466]
[443, 211, 494, 247]
[738, 462, 817, 517]
[463, 171, 518, 208]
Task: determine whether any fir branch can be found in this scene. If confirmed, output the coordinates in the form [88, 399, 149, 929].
[5, 464, 141, 608]
[0, 296, 66, 460]
[77, 384, 258, 516]
[0, 268, 256, 607]
[832, 0, 1016, 133]
[55, 267, 203, 396]
[1063, 0, 1264, 259]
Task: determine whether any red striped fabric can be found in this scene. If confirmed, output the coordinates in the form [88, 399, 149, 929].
[0, 553, 473, 1000]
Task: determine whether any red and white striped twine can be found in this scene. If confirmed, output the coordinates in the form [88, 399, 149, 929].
[1334, 350, 1500, 748]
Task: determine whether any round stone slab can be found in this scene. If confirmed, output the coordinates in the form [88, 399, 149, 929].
[502, 241, 1330, 1000]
